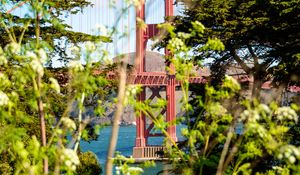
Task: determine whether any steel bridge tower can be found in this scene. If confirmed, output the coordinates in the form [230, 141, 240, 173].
[132, 0, 177, 159]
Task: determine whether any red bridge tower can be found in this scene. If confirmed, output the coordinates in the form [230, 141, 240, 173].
[132, 0, 177, 159]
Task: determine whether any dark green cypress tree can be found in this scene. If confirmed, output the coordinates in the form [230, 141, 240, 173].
[165, 0, 300, 99]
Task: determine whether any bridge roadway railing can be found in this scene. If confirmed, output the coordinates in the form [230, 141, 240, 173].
[133, 145, 166, 159]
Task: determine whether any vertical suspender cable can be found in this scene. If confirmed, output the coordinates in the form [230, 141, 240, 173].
[106, 0, 110, 28]
[84, 4, 92, 34]
[108, 0, 112, 58]
[128, 4, 130, 64]
[87, 5, 89, 34]
[80, 7, 82, 33]
[114, 0, 117, 56]
[90, 3, 92, 34]
[121, 1, 123, 55]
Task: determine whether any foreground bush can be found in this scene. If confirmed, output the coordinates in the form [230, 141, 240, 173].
[77, 151, 102, 175]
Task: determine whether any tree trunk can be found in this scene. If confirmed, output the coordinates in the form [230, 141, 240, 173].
[274, 84, 286, 105]
[251, 76, 263, 101]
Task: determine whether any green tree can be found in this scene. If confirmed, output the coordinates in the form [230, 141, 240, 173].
[154, 19, 300, 175]
[0, 1, 112, 174]
[163, 0, 300, 100]
[0, 0, 110, 66]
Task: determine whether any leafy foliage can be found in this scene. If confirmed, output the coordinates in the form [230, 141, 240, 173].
[161, 0, 300, 99]
[0, 1, 117, 174]
[153, 17, 300, 174]
[1, 1, 300, 175]
[76, 151, 102, 175]
[0, 0, 111, 66]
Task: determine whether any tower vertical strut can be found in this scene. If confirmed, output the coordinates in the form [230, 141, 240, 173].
[165, 0, 177, 143]
[134, 0, 147, 149]
[133, 0, 177, 159]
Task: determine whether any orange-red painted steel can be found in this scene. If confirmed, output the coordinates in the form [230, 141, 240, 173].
[135, 1, 147, 147]
[165, 0, 177, 142]
[134, 0, 178, 148]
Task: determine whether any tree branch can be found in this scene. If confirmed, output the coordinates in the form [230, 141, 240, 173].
[216, 126, 234, 175]
[230, 49, 251, 74]
[74, 93, 85, 152]
[247, 45, 259, 67]
[105, 63, 127, 175]
[222, 134, 243, 170]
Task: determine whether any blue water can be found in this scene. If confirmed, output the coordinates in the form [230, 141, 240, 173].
[80, 125, 185, 174]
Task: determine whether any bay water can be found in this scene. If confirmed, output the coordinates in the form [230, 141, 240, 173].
[80, 125, 185, 174]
